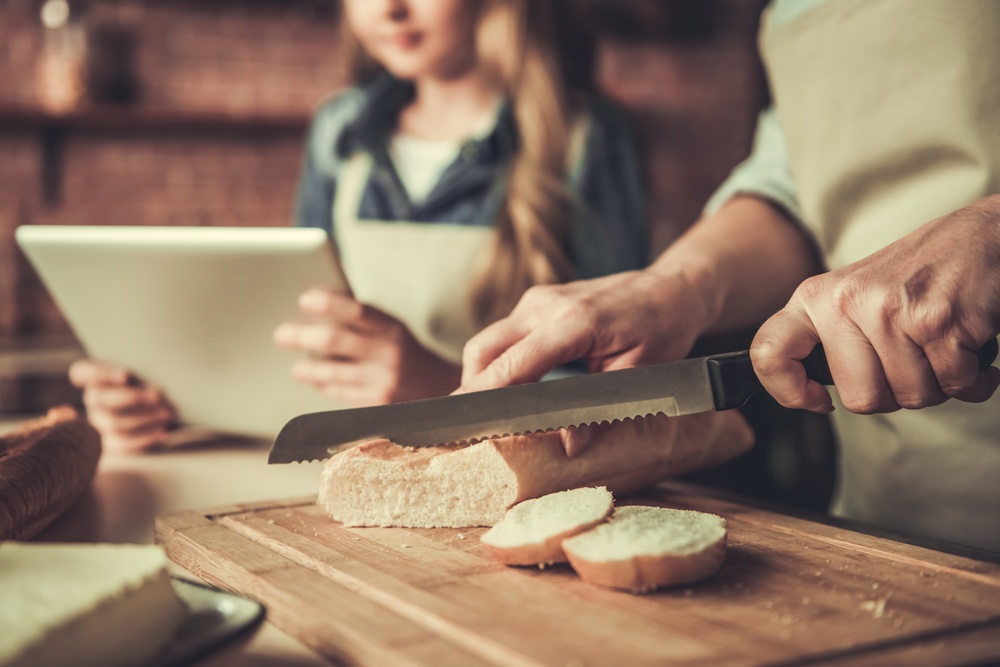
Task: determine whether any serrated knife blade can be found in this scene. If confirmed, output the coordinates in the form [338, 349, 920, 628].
[269, 349, 795, 464]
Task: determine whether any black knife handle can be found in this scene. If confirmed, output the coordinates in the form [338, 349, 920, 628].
[706, 350, 772, 411]
[977, 336, 1000, 370]
[706, 337, 999, 411]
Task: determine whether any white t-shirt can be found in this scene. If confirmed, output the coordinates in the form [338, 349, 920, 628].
[388, 107, 500, 206]
[387, 134, 462, 205]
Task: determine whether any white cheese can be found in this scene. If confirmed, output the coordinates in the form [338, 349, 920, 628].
[0, 542, 188, 667]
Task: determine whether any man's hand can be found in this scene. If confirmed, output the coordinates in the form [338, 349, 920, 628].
[68, 359, 177, 453]
[273, 288, 461, 407]
[459, 268, 716, 460]
[752, 195, 1000, 413]
[460, 268, 712, 393]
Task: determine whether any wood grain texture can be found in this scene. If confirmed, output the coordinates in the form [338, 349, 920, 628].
[155, 485, 1000, 667]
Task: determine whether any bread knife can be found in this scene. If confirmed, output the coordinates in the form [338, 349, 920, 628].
[268, 338, 999, 464]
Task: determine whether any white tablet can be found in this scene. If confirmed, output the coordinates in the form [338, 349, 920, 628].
[16, 225, 349, 439]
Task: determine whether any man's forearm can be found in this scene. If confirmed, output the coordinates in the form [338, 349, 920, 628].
[648, 195, 822, 336]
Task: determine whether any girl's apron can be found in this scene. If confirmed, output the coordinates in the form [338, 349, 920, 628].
[760, 0, 1000, 549]
[332, 151, 493, 364]
[331, 117, 592, 365]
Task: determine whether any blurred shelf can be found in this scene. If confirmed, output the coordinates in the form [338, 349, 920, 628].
[0, 337, 83, 416]
[0, 336, 84, 378]
[0, 104, 311, 206]
[0, 104, 310, 135]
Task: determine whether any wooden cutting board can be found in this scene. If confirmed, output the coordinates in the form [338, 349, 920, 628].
[155, 483, 1000, 667]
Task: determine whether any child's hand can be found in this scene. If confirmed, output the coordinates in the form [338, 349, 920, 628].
[68, 359, 177, 454]
[273, 289, 461, 406]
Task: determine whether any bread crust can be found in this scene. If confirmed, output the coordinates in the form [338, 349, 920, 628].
[319, 410, 753, 528]
[481, 513, 612, 567]
[0, 406, 102, 540]
[494, 411, 753, 503]
[563, 532, 727, 593]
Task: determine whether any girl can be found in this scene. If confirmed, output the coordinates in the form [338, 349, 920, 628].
[69, 0, 648, 452]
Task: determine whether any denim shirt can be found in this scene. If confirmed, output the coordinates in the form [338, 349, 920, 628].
[293, 74, 649, 279]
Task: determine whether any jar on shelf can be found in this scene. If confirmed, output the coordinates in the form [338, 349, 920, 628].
[35, 0, 89, 113]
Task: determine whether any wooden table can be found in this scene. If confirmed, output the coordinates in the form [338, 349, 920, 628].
[3, 420, 332, 667]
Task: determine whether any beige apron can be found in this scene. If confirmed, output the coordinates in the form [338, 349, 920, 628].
[333, 152, 493, 364]
[761, 0, 1000, 550]
[332, 117, 592, 365]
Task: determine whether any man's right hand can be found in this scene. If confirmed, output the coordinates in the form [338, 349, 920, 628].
[751, 195, 1000, 414]
[68, 359, 177, 454]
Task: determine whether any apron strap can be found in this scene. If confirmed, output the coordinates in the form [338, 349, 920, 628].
[565, 112, 591, 178]
[333, 151, 374, 239]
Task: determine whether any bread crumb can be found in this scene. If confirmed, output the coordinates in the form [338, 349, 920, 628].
[267, 519, 275, 525]
[457, 533, 465, 540]
[860, 598, 887, 618]
[401, 544, 410, 549]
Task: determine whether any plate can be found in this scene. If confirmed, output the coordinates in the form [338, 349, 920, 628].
[149, 578, 266, 667]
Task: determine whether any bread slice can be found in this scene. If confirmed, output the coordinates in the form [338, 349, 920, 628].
[561, 505, 727, 593]
[318, 410, 752, 528]
[0, 406, 101, 540]
[480, 486, 614, 566]
[0, 542, 188, 667]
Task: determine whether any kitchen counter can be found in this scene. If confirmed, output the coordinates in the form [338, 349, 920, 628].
[3, 418, 333, 666]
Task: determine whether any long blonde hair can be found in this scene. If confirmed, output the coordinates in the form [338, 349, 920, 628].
[341, 0, 593, 325]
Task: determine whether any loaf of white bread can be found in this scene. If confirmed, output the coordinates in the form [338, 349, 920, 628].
[0, 542, 188, 667]
[318, 411, 752, 528]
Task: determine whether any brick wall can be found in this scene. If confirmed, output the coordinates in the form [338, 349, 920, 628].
[600, 9, 768, 251]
